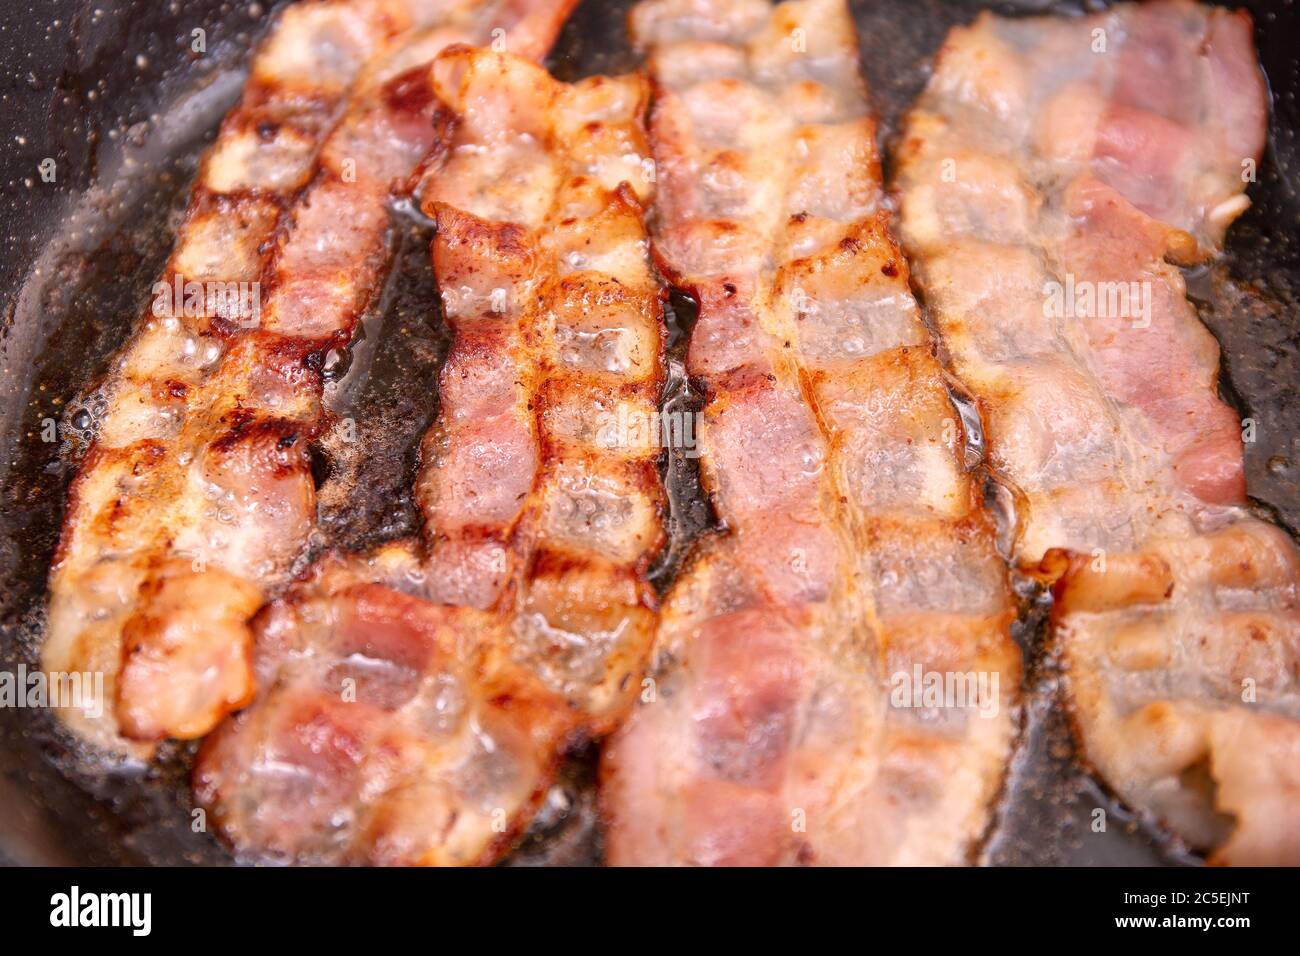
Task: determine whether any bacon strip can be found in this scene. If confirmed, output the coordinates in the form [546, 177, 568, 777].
[195, 46, 664, 864]
[415, 47, 664, 729]
[43, 0, 575, 754]
[600, 0, 1020, 866]
[194, 543, 578, 865]
[895, 1, 1299, 864]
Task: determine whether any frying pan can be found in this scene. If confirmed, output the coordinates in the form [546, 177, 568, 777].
[1, 0, 1296, 866]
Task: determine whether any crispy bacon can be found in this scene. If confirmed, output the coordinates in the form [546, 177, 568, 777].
[895, 1, 1299, 864]
[195, 46, 664, 864]
[44, 0, 575, 754]
[600, 0, 1020, 866]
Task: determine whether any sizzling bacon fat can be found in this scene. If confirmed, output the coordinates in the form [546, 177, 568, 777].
[895, 1, 1299, 864]
[195, 47, 664, 864]
[43, 0, 574, 754]
[600, 0, 1021, 866]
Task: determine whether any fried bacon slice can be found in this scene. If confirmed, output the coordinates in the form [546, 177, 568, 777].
[600, 0, 1020, 866]
[894, 1, 1299, 864]
[415, 47, 664, 730]
[194, 545, 577, 865]
[43, 0, 575, 754]
[195, 47, 664, 864]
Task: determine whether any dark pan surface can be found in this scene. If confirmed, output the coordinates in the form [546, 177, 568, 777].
[1, 0, 1296, 866]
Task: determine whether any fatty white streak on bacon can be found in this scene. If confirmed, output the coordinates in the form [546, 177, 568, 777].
[43, 0, 576, 754]
[600, 0, 1020, 866]
[894, 1, 1299, 864]
[195, 46, 664, 865]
